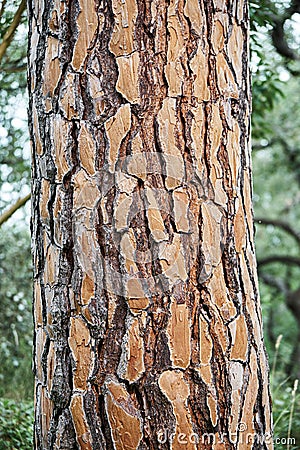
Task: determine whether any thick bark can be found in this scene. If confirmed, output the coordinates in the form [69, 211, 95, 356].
[29, 0, 273, 449]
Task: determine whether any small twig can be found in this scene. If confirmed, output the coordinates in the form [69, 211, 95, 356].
[0, 0, 26, 65]
[3, 63, 27, 72]
[258, 255, 300, 268]
[255, 217, 300, 246]
[271, 335, 283, 384]
[259, 273, 289, 295]
[0, 193, 30, 226]
[287, 379, 298, 450]
[271, 0, 300, 62]
[0, 0, 7, 21]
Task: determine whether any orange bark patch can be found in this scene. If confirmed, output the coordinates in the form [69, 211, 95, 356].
[37, 386, 53, 448]
[172, 188, 190, 233]
[190, 105, 205, 171]
[59, 73, 79, 119]
[73, 170, 99, 210]
[46, 340, 55, 394]
[183, 0, 204, 36]
[216, 53, 238, 99]
[109, 0, 138, 56]
[199, 315, 213, 365]
[44, 245, 58, 286]
[207, 392, 218, 427]
[116, 53, 140, 104]
[159, 234, 188, 284]
[214, 315, 228, 354]
[127, 149, 147, 181]
[32, 103, 43, 155]
[43, 36, 61, 111]
[106, 379, 142, 449]
[210, 103, 223, 182]
[125, 278, 148, 303]
[68, 317, 91, 391]
[213, 440, 227, 450]
[200, 201, 224, 281]
[227, 120, 240, 190]
[120, 231, 138, 274]
[125, 318, 145, 382]
[208, 264, 237, 321]
[145, 186, 168, 242]
[243, 171, 254, 241]
[212, 20, 225, 53]
[114, 193, 133, 231]
[127, 298, 149, 312]
[159, 370, 196, 450]
[189, 45, 210, 101]
[230, 314, 248, 361]
[227, 21, 244, 86]
[70, 394, 93, 450]
[239, 350, 259, 450]
[105, 104, 131, 172]
[198, 364, 212, 386]
[165, 12, 185, 96]
[167, 299, 191, 369]
[52, 116, 70, 181]
[81, 273, 95, 305]
[35, 328, 47, 383]
[40, 179, 50, 221]
[34, 281, 43, 328]
[157, 98, 184, 190]
[72, 0, 98, 70]
[78, 123, 96, 175]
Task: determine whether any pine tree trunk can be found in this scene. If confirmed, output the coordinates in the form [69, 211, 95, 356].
[29, 0, 273, 448]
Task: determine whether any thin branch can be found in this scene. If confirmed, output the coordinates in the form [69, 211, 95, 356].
[0, 0, 7, 22]
[259, 273, 289, 296]
[0, 0, 26, 65]
[258, 255, 300, 268]
[0, 193, 30, 226]
[271, 0, 300, 61]
[252, 138, 277, 152]
[255, 217, 300, 246]
[3, 63, 27, 72]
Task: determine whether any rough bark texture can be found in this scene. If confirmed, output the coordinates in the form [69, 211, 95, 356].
[29, 0, 273, 449]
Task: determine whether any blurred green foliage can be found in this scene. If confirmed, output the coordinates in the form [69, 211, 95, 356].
[0, 398, 33, 449]
[0, 224, 33, 399]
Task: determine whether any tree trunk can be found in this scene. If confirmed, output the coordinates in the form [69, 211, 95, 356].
[28, 0, 273, 448]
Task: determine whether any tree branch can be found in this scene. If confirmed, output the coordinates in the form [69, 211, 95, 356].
[3, 62, 27, 72]
[258, 255, 300, 268]
[0, 0, 26, 65]
[0, 193, 30, 226]
[255, 217, 300, 246]
[0, 0, 7, 22]
[271, 0, 300, 61]
[259, 272, 289, 295]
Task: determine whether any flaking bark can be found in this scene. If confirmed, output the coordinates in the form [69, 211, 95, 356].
[29, 0, 273, 449]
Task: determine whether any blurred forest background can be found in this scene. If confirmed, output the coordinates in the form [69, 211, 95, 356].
[0, 0, 300, 448]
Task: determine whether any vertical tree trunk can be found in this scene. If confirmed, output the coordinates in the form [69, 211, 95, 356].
[29, 0, 273, 448]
